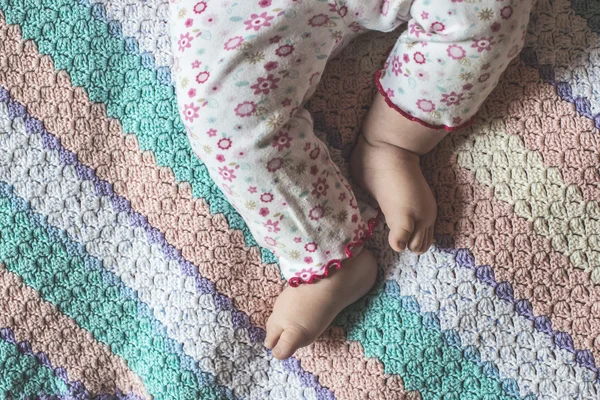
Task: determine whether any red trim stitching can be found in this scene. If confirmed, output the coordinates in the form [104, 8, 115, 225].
[374, 69, 476, 133]
[288, 209, 383, 287]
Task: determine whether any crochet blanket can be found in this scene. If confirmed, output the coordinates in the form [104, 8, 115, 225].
[0, 0, 599, 398]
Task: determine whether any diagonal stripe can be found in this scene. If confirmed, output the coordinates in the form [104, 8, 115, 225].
[0, 0, 264, 257]
[523, 0, 600, 129]
[0, 329, 68, 398]
[383, 247, 599, 398]
[0, 184, 230, 400]
[0, 15, 410, 400]
[0, 90, 329, 399]
[0, 260, 147, 397]
[449, 111, 600, 282]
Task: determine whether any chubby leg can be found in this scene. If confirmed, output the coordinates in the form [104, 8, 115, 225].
[352, 93, 444, 254]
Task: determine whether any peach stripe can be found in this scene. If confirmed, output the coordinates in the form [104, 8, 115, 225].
[425, 146, 600, 361]
[0, 19, 408, 398]
[0, 264, 147, 397]
[488, 63, 600, 201]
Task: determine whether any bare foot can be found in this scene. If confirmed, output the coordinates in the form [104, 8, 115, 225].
[265, 249, 377, 360]
[351, 92, 446, 254]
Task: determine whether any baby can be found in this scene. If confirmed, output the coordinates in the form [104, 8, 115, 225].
[169, 0, 533, 360]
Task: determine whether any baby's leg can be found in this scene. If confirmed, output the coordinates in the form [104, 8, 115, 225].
[352, 0, 534, 252]
[169, 0, 377, 359]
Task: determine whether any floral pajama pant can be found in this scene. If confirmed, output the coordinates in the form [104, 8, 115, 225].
[169, 0, 533, 286]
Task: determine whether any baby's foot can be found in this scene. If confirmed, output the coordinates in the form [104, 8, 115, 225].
[265, 249, 377, 360]
[351, 93, 443, 254]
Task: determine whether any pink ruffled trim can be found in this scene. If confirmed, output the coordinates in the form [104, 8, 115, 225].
[288, 209, 383, 287]
[375, 69, 476, 133]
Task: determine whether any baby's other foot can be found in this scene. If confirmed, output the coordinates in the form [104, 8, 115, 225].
[351, 93, 445, 254]
[265, 249, 377, 360]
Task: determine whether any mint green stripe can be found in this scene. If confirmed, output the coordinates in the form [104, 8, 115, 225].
[337, 284, 519, 400]
[0, 186, 223, 400]
[0, 339, 67, 398]
[0, 0, 276, 263]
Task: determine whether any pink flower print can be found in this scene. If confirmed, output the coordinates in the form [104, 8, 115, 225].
[196, 71, 210, 84]
[501, 6, 513, 19]
[224, 36, 244, 50]
[217, 138, 232, 150]
[471, 37, 495, 53]
[339, 192, 346, 201]
[310, 165, 319, 175]
[440, 92, 464, 106]
[491, 22, 501, 32]
[266, 157, 284, 172]
[265, 61, 279, 71]
[416, 99, 435, 113]
[235, 101, 256, 117]
[421, 11, 429, 19]
[264, 219, 280, 233]
[191, 60, 202, 69]
[415, 69, 429, 81]
[183, 103, 200, 122]
[351, 214, 359, 223]
[308, 14, 330, 27]
[207, 129, 217, 137]
[381, 0, 390, 16]
[264, 236, 277, 246]
[391, 56, 402, 76]
[305, 242, 318, 252]
[275, 44, 294, 57]
[177, 33, 193, 52]
[219, 166, 236, 182]
[403, 53, 410, 63]
[304, 257, 313, 264]
[337, 5, 348, 17]
[259, 207, 270, 217]
[446, 44, 466, 60]
[202, 14, 218, 26]
[353, 224, 367, 241]
[281, 98, 292, 107]
[309, 147, 320, 160]
[295, 268, 317, 281]
[386, 88, 395, 98]
[508, 44, 520, 58]
[294, 237, 302, 243]
[261, 192, 273, 203]
[187, 88, 196, 98]
[216, 154, 225, 162]
[478, 73, 491, 82]
[244, 12, 275, 31]
[309, 205, 325, 221]
[463, 83, 473, 91]
[430, 21, 445, 33]
[259, 0, 271, 7]
[194, 1, 207, 14]
[311, 178, 329, 198]
[272, 131, 292, 151]
[251, 74, 280, 95]
[269, 35, 282, 44]
[409, 23, 426, 38]
[248, 186, 257, 193]
[413, 52, 426, 64]
[185, 18, 193, 28]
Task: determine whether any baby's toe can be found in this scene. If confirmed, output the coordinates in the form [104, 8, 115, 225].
[272, 325, 311, 360]
[264, 320, 284, 349]
[408, 225, 428, 254]
[388, 215, 415, 252]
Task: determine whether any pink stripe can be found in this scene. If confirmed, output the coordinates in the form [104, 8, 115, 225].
[0, 18, 407, 399]
[495, 63, 600, 201]
[0, 264, 147, 397]
[425, 147, 600, 361]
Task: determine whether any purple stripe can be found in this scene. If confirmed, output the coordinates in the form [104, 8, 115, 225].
[0, 327, 142, 400]
[437, 234, 600, 379]
[0, 85, 335, 400]
[520, 46, 600, 130]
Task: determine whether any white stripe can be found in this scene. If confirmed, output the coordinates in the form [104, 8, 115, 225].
[0, 104, 317, 400]
[527, 0, 600, 117]
[92, 0, 173, 69]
